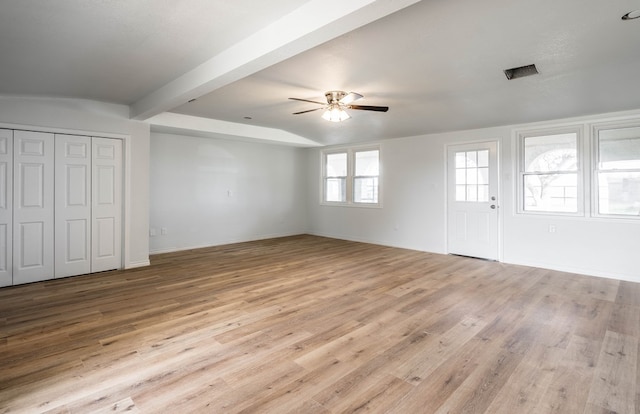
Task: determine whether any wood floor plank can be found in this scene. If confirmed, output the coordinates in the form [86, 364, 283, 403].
[586, 330, 638, 413]
[0, 235, 637, 413]
[538, 334, 601, 413]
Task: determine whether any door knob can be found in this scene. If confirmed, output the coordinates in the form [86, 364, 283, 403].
[490, 205, 496, 209]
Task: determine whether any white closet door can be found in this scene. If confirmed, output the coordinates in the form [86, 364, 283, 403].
[55, 135, 91, 278]
[0, 129, 12, 287]
[13, 130, 54, 285]
[92, 137, 122, 272]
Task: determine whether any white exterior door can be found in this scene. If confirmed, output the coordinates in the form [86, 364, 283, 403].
[92, 137, 122, 273]
[55, 135, 92, 278]
[13, 130, 55, 284]
[447, 141, 499, 260]
[0, 129, 12, 287]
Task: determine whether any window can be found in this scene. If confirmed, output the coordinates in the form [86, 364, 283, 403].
[354, 150, 379, 203]
[518, 129, 581, 214]
[595, 124, 640, 217]
[455, 149, 489, 202]
[322, 147, 380, 206]
[325, 152, 347, 202]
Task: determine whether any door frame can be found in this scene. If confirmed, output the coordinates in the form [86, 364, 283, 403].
[444, 139, 502, 261]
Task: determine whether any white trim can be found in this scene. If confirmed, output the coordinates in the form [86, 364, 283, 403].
[149, 232, 304, 255]
[445, 139, 501, 262]
[0, 121, 128, 140]
[590, 119, 640, 220]
[123, 133, 133, 268]
[320, 144, 382, 207]
[125, 259, 151, 269]
[501, 257, 639, 284]
[514, 125, 585, 216]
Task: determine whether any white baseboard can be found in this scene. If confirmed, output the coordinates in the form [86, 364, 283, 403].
[149, 232, 305, 255]
[125, 259, 151, 269]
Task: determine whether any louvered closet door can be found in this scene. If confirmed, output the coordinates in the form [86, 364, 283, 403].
[55, 135, 91, 278]
[92, 137, 122, 273]
[0, 129, 12, 287]
[13, 130, 54, 285]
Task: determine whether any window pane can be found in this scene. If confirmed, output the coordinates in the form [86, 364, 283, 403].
[524, 133, 577, 172]
[456, 169, 466, 185]
[599, 127, 640, 169]
[355, 150, 379, 176]
[325, 178, 346, 202]
[354, 177, 378, 203]
[524, 173, 577, 212]
[478, 167, 489, 184]
[455, 152, 466, 168]
[466, 168, 478, 185]
[477, 150, 489, 168]
[456, 185, 466, 201]
[326, 153, 347, 177]
[466, 151, 477, 168]
[598, 171, 640, 215]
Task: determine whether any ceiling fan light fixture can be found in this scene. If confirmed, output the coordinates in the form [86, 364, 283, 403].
[322, 104, 350, 122]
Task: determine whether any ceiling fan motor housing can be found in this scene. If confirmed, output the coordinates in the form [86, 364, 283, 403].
[325, 91, 347, 104]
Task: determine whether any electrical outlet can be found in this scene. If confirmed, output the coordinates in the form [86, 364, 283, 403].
[161, 227, 167, 235]
[149, 228, 157, 237]
[548, 225, 556, 233]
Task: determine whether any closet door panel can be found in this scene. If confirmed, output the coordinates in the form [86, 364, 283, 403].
[0, 129, 12, 287]
[13, 130, 54, 285]
[92, 137, 122, 273]
[55, 135, 91, 278]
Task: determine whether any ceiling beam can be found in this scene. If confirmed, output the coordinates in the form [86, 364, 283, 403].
[148, 112, 323, 147]
[131, 0, 422, 120]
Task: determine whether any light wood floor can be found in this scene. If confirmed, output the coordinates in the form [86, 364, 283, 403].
[1, 235, 638, 413]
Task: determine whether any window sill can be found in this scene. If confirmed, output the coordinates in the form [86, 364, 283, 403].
[320, 202, 382, 209]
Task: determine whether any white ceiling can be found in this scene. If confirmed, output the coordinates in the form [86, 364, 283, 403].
[2, 0, 640, 146]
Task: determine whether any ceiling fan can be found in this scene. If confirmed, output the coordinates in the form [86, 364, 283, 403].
[289, 91, 389, 122]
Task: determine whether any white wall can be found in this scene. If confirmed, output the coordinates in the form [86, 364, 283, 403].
[149, 132, 307, 253]
[306, 109, 640, 282]
[0, 95, 150, 268]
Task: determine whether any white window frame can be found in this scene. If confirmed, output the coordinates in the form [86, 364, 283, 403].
[321, 145, 381, 207]
[592, 120, 640, 220]
[516, 126, 586, 216]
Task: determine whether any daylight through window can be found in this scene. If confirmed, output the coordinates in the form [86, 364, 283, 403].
[322, 147, 380, 206]
[596, 126, 640, 216]
[521, 132, 579, 213]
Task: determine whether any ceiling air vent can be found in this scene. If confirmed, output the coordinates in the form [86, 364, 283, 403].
[504, 64, 538, 80]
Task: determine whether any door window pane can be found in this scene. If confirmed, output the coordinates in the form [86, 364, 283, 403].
[477, 150, 489, 168]
[465, 151, 477, 168]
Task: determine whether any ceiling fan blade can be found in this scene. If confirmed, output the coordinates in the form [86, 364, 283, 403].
[348, 104, 389, 112]
[339, 92, 363, 105]
[288, 97, 326, 105]
[292, 107, 324, 115]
